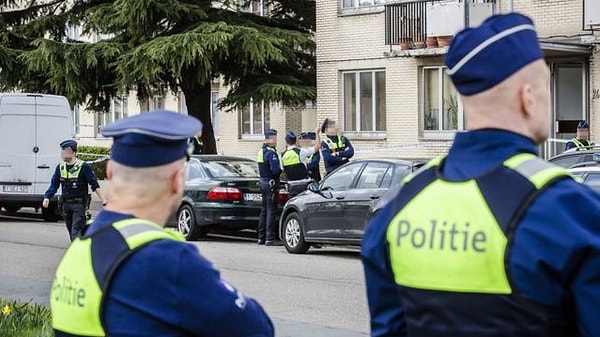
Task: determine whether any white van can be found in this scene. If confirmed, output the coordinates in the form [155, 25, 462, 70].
[0, 93, 73, 221]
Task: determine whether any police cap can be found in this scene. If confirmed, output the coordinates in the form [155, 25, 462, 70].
[60, 140, 78, 152]
[285, 131, 297, 143]
[578, 120, 589, 129]
[100, 109, 203, 168]
[264, 129, 277, 138]
[445, 13, 544, 96]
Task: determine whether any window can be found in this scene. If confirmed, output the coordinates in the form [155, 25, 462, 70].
[211, 91, 220, 138]
[342, 70, 386, 132]
[422, 67, 462, 132]
[186, 160, 205, 181]
[356, 162, 393, 189]
[96, 97, 128, 136]
[321, 163, 363, 191]
[72, 105, 80, 136]
[342, 0, 384, 9]
[240, 98, 270, 136]
[65, 23, 80, 41]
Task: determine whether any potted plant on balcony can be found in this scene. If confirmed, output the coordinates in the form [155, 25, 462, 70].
[400, 37, 412, 50]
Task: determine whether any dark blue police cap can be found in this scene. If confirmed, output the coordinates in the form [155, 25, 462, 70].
[578, 120, 589, 129]
[445, 13, 544, 96]
[299, 132, 316, 140]
[60, 140, 78, 151]
[100, 110, 203, 168]
[264, 129, 277, 138]
[285, 131, 296, 143]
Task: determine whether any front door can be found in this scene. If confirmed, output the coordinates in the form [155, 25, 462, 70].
[550, 61, 587, 156]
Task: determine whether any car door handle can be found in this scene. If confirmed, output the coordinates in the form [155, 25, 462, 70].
[335, 196, 345, 200]
[37, 165, 50, 169]
[369, 194, 381, 199]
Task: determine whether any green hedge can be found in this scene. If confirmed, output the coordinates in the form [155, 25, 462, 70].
[77, 145, 111, 180]
[0, 298, 52, 337]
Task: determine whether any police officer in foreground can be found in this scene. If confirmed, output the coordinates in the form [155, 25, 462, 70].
[320, 118, 354, 176]
[361, 13, 600, 337]
[50, 110, 274, 337]
[43, 140, 106, 240]
[282, 127, 321, 197]
[257, 129, 283, 246]
[565, 120, 594, 151]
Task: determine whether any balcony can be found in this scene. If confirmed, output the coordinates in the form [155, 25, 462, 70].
[384, 0, 496, 56]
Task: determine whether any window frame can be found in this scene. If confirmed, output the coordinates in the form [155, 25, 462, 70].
[421, 66, 464, 139]
[341, 69, 386, 135]
[341, 0, 385, 10]
[95, 97, 128, 138]
[240, 98, 270, 139]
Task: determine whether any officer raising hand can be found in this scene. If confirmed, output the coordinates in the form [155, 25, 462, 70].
[361, 13, 600, 337]
[50, 110, 274, 337]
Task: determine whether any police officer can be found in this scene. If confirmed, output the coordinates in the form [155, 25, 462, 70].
[282, 127, 321, 197]
[565, 120, 594, 151]
[257, 129, 283, 246]
[190, 133, 203, 154]
[361, 13, 600, 337]
[320, 118, 354, 175]
[299, 131, 322, 182]
[50, 110, 274, 336]
[43, 140, 106, 240]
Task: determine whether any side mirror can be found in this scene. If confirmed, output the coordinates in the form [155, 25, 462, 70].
[307, 182, 320, 193]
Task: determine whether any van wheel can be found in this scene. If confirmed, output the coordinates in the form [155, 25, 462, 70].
[42, 206, 60, 222]
[4, 205, 20, 214]
[177, 205, 208, 241]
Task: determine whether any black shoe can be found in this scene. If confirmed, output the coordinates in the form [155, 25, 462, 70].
[265, 240, 284, 246]
[257, 240, 265, 245]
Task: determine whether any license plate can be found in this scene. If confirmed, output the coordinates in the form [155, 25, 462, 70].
[2, 185, 29, 193]
[244, 193, 262, 202]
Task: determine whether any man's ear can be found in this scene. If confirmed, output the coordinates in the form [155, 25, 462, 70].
[171, 166, 185, 196]
[520, 82, 535, 119]
[106, 161, 113, 180]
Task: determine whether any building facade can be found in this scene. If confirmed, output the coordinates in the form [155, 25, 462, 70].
[317, 0, 600, 159]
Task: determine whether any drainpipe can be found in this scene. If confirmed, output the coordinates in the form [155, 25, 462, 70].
[260, 0, 264, 16]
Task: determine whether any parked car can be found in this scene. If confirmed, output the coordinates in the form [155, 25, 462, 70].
[567, 166, 600, 194]
[168, 155, 289, 240]
[547, 148, 600, 168]
[279, 158, 426, 254]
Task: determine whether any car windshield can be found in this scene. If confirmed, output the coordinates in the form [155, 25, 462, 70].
[202, 160, 259, 178]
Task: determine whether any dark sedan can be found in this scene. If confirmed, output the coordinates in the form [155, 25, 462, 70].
[548, 149, 600, 168]
[278, 158, 426, 254]
[168, 155, 288, 240]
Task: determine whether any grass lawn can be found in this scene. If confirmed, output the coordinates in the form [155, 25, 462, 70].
[0, 298, 52, 337]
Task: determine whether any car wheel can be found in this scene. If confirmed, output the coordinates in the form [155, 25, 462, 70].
[177, 204, 208, 241]
[283, 212, 310, 254]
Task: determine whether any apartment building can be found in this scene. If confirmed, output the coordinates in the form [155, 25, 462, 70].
[317, 0, 600, 159]
[76, 0, 317, 156]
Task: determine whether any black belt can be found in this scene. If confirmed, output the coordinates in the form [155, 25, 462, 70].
[63, 198, 85, 203]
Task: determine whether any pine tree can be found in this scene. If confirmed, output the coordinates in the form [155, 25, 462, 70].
[0, 0, 316, 153]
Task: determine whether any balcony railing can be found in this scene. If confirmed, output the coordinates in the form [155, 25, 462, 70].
[385, 0, 496, 49]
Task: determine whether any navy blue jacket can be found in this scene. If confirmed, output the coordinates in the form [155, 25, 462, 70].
[361, 129, 600, 337]
[86, 211, 275, 336]
[44, 161, 100, 199]
[321, 135, 354, 174]
[259, 144, 282, 179]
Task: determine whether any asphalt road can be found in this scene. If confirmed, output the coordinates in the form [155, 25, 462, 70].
[0, 209, 370, 337]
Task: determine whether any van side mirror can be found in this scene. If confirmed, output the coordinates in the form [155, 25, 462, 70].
[307, 182, 320, 193]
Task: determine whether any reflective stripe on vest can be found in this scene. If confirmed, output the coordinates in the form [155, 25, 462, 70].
[387, 153, 570, 293]
[282, 148, 309, 181]
[60, 159, 84, 179]
[569, 138, 593, 150]
[51, 219, 184, 336]
[323, 136, 344, 151]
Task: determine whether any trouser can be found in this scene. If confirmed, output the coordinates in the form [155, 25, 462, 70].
[258, 180, 279, 242]
[62, 202, 86, 241]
